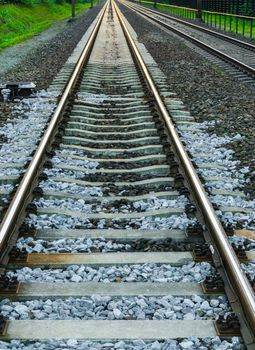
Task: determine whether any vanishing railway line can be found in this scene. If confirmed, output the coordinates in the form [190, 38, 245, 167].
[0, 0, 254, 348]
[122, 1, 255, 87]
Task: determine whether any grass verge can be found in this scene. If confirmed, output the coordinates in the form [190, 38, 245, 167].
[0, 1, 93, 50]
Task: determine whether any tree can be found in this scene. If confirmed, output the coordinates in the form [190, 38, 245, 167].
[239, 0, 254, 16]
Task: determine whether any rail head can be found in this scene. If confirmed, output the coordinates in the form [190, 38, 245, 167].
[0, 1, 109, 263]
[114, 0, 255, 341]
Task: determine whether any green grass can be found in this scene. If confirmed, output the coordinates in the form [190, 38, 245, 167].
[0, 1, 93, 50]
[139, 0, 255, 39]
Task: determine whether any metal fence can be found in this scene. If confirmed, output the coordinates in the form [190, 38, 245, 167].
[201, 10, 255, 37]
[139, 0, 255, 38]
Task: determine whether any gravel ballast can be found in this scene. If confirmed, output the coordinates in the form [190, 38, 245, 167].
[32, 196, 188, 214]
[6, 262, 215, 283]
[0, 337, 245, 350]
[7, 262, 254, 283]
[15, 234, 255, 253]
[25, 213, 195, 230]
[0, 92, 56, 200]
[16, 236, 132, 253]
[0, 295, 229, 320]
[16, 236, 195, 253]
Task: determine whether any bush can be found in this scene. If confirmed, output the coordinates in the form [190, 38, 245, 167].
[0, 0, 67, 4]
[21, 0, 40, 6]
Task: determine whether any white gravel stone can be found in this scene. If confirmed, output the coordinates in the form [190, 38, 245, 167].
[25, 213, 195, 230]
[6, 262, 214, 283]
[77, 92, 109, 103]
[132, 196, 188, 212]
[50, 159, 98, 170]
[219, 211, 255, 230]
[211, 195, 255, 210]
[177, 122, 255, 229]
[44, 167, 86, 179]
[31, 195, 187, 216]
[16, 236, 131, 253]
[0, 168, 22, 176]
[0, 92, 56, 193]
[0, 295, 229, 321]
[180, 340, 194, 349]
[0, 337, 245, 349]
[39, 180, 103, 197]
[0, 184, 14, 192]
[229, 235, 255, 250]
[241, 262, 255, 280]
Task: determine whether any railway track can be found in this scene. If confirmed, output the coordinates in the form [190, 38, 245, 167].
[0, 0, 255, 348]
[122, 1, 255, 87]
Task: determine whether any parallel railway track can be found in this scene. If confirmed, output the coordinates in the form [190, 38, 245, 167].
[0, 0, 254, 348]
[122, 1, 255, 87]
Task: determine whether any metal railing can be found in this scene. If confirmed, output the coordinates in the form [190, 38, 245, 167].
[137, 1, 197, 19]
[135, 0, 255, 38]
[202, 10, 255, 38]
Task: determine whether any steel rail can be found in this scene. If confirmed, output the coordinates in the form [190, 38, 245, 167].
[113, 0, 255, 338]
[123, 1, 255, 78]
[129, 1, 255, 51]
[0, 1, 109, 259]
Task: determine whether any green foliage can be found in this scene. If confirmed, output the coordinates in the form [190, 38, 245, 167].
[20, 0, 40, 7]
[0, 0, 61, 5]
[239, 0, 254, 16]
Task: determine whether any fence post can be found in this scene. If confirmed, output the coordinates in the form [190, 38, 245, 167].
[197, 0, 202, 19]
[71, 0, 75, 18]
